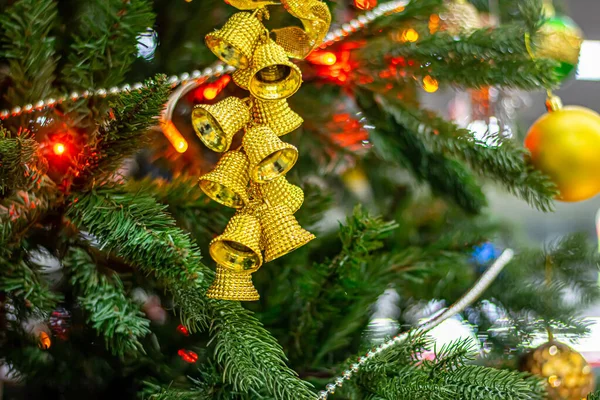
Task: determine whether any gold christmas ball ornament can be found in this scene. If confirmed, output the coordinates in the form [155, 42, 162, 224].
[205, 12, 265, 69]
[535, 16, 584, 81]
[439, 0, 482, 35]
[210, 212, 264, 272]
[252, 98, 303, 136]
[198, 150, 250, 208]
[243, 125, 299, 183]
[520, 341, 595, 400]
[248, 39, 303, 101]
[524, 97, 600, 202]
[191, 97, 252, 152]
[206, 264, 260, 301]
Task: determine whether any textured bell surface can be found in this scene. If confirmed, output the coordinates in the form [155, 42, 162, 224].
[248, 39, 302, 100]
[198, 150, 250, 208]
[233, 68, 252, 90]
[192, 97, 252, 152]
[206, 264, 260, 301]
[261, 204, 315, 262]
[259, 176, 304, 213]
[205, 12, 265, 69]
[243, 125, 298, 183]
[210, 213, 263, 272]
[252, 98, 303, 136]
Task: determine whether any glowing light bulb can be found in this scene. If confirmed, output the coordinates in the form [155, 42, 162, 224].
[322, 52, 337, 65]
[53, 142, 66, 155]
[161, 120, 189, 153]
[203, 86, 218, 100]
[401, 28, 419, 43]
[422, 75, 439, 93]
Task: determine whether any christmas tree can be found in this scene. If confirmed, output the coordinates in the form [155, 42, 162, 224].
[0, 0, 599, 399]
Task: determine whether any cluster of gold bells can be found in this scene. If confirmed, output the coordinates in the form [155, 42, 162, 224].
[192, 0, 330, 301]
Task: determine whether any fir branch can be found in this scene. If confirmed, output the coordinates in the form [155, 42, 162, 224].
[0, 128, 46, 195]
[0, 0, 58, 105]
[74, 75, 171, 187]
[382, 100, 557, 211]
[64, 246, 151, 356]
[589, 391, 600, 400]
[0, 250, 62, 313]
[61, 0, 155, 125]
[425, 339, 476, 375]
[67, 187, 316, 400]
[443, 365, 545, 399]
[355, 89, 486, 214]
[62, 0, 155, 90]
[0, 176, 58, 249]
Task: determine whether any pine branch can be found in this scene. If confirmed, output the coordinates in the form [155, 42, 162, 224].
[0, 250, 62, 313]
[382, 100, 557, 212]
[74, 75, 171, 188]
[67, 187, 316, 400]
[64, 246, 150, 356]
[61, 0, 155, 125]
[0, 128, 47, 195]
[0, 0, 59, 105]
[589, 391, 600, 400]
[0, 176, 58, 250]
[355, 88, 487, 214]
[443, 365, 545, 399]
[62, 0, 155, 90]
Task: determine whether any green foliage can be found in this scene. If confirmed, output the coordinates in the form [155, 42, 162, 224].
[589, 391, 600, 400]
[0, 249, 62, 314]
[382, 100, 557, 211]
[355, 88, 487, 214]
[64, 246, 151, 356]
[0, 0, 58, 105]
[356, 338, 545, 400]
[67, 187, 315, 400]
[75, 75, 171, 186]
[0, 128, 46, 195]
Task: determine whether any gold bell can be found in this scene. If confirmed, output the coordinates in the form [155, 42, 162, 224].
[233, 68, 252, 90]
[261, 205, 314, 262]
[252, 99, 303, 136]
[198, 150, 250, 208]
[260, 176, 304, 213]
[205, 12, 265, 69]
[243, 125, 298, 183]
[210, 213, 263, 271]
[248, 39, 302, 100]
[191, 97, 252, 152]
[206, 264, 260, 301]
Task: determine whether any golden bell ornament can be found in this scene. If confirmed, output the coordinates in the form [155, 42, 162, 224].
[205, 12, 265, 69]
[233, 67, 252, 90]
[261, 204, 314, 262]
[520, 341, 595, 400]
[252, 98, 303, 136]
[206, 264, 260, 301]
[191, 97, 252, 152]
[248, 39, 302, 100]
[259, 176, 304, 213]
[198, 150, 250, 208]
[210, 213, 263, 271]
[243, 125, 298, 183]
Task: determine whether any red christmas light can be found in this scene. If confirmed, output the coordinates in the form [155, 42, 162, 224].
[178, 349, 198, 363]
[53, 142, 66, 155]
[177, 324, 190, 336]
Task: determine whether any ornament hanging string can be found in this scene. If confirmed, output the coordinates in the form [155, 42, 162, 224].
[317, 249, 515, 399]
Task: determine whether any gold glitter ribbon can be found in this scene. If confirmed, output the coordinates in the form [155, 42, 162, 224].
[226, 0, 331, 60]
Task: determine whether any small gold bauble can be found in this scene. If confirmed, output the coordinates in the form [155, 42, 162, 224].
[520, 341, 595, 400]
[440, 0, 482, 35]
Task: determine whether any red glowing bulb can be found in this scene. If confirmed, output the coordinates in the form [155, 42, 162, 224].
[178, 349, 198, 363]
[177, 324, 190, 336]
[53, 143, 66, 155]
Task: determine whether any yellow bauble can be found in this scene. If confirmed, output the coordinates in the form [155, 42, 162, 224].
[520, 341, 595, 400]
[525, 105, 600, 202]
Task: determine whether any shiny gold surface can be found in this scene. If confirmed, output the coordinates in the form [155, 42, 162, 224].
[198, 150, 250, 208]
[206, 264, 260, 301]
[248, 39, 302, 100]
[210, 213, 263, 271]
[252, 98, 303, 136]
[243, 125, 298, 182]
[259, 176, 304, 213]
[192, 97, 252, 152]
